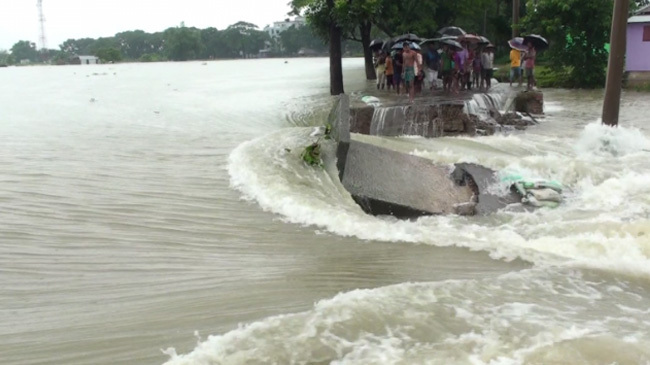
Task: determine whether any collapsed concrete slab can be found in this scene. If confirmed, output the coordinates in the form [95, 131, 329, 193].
[341, 140, 475, 218]
[451, 163, 522, 215]
[329, 94, 522, 219]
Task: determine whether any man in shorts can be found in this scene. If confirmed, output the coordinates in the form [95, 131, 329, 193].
[401, 42, 418, 103]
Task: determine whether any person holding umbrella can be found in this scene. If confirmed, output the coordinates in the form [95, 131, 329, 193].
[375, 51, 387, 90]
[393, 48, 404, 95]
[521, 35, 547, 91]
[523, 42, 537, 90]
[385, 53, 394, 90]
[424, 44, 440, 91]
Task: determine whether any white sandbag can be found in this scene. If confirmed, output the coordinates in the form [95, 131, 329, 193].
[528, 188, 562, 203]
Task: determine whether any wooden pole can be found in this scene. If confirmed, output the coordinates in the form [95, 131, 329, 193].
[602, 0, 629, 126]
[512, 0, 520, 38]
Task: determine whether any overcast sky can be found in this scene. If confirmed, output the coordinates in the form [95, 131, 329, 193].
[0, 0, 293, 50]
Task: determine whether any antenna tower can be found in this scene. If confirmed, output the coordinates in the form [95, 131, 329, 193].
[37, 0, 47, 50]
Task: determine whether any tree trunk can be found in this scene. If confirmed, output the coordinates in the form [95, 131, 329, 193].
[512, 0, 520, 38]
[360, 21, 376, 80]
[328, 0, 344, 95]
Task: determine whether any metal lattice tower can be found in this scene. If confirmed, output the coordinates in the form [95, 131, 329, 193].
[37, 0, 47, 50]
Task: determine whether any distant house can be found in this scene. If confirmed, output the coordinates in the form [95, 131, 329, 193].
[297, 48, 319, 57]
[263, 17, 306, 39]
[71, 55, 100, 65]
[626, 4, 650, 85]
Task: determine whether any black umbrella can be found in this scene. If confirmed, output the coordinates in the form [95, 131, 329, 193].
[436, 26, 466, 38]
[392, 41, 420, 50]
[420, 36, 456, 49]
[441, 39, 463, 51]
[523, 34, 549, 50]
[369, 39, 384, 51]
[393, 33, 422, 43]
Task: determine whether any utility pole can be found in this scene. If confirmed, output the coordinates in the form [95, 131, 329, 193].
[512, 0, 520, 38]
[602, 0, 629, 126]
[37, 0, 47, 50]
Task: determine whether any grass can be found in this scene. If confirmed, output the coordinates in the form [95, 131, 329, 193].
[494, 64, 566, 88]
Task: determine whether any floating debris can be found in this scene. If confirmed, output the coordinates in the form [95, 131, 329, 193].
[301, 142, 322, 167]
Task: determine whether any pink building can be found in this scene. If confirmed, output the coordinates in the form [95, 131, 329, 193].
[626, 4, 650, 85]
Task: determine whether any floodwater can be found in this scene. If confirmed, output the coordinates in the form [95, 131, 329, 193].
[1, 59, 649, 365]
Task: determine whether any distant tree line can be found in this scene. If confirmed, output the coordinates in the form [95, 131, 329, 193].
[0, 20, 365, 66]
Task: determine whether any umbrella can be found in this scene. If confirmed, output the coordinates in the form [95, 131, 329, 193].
[391, 41, 420, 50]
[441, 38, 463, 51]
[393, 33, 422, 43]
[369, 39, 384, 51]
[458, 34, 482, 44]
[436, 26, 466, 38]
[523, 34, 549, 50]
[508, 37, 527, 52]
[420, 36, 456, 49]
[478, 36, 491, 45]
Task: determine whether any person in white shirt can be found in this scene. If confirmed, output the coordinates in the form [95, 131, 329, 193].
[480, 46, 495, 90]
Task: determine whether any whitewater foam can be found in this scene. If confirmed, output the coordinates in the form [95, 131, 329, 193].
[163, 268, 650, 365]
[228, 123, 650, 276]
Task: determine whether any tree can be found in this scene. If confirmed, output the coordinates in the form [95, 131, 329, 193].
[10, 40, 39, 62]
[291, 0, 352, 95]
[164, 23, 203, 61]
[115, 30, 151, 60]
[279, 24, 327, 55]
[0, 50, 15, 65]
[333, 0, 383, 80]
[95, 47, 123, 63]
[220, 21, 269, 58]
[522, 0, 613, 88]
[59, 38, 96, 55]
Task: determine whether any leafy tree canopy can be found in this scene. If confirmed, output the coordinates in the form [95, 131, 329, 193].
[521, 0, 613, 88]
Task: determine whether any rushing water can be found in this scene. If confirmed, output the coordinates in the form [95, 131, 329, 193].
[1, 59, 649, 365]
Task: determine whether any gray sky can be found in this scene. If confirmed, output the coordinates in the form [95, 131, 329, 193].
[0, 0, 293, 50]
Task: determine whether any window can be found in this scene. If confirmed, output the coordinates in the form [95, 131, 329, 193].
[644, 26, 650, 42]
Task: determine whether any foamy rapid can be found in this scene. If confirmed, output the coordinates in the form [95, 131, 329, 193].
[227, 122, 650, 276]
[162, 106, 650, 365]
[163, 268, 650, 364]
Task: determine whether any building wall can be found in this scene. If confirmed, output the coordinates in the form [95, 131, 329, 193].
[626, 22, 650, 71]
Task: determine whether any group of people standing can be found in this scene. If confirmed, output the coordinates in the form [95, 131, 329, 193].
[438, 42, 495, 94]
[374, 39, 539, 101]
[509, 42, 537, 90]
[374, 41, 498, 102]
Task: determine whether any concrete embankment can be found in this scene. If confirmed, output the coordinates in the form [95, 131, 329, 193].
[328, 87, 541, 218]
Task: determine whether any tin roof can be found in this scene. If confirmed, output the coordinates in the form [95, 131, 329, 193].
[637, 4, 650, 15]
[629, 15, 650, 23]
